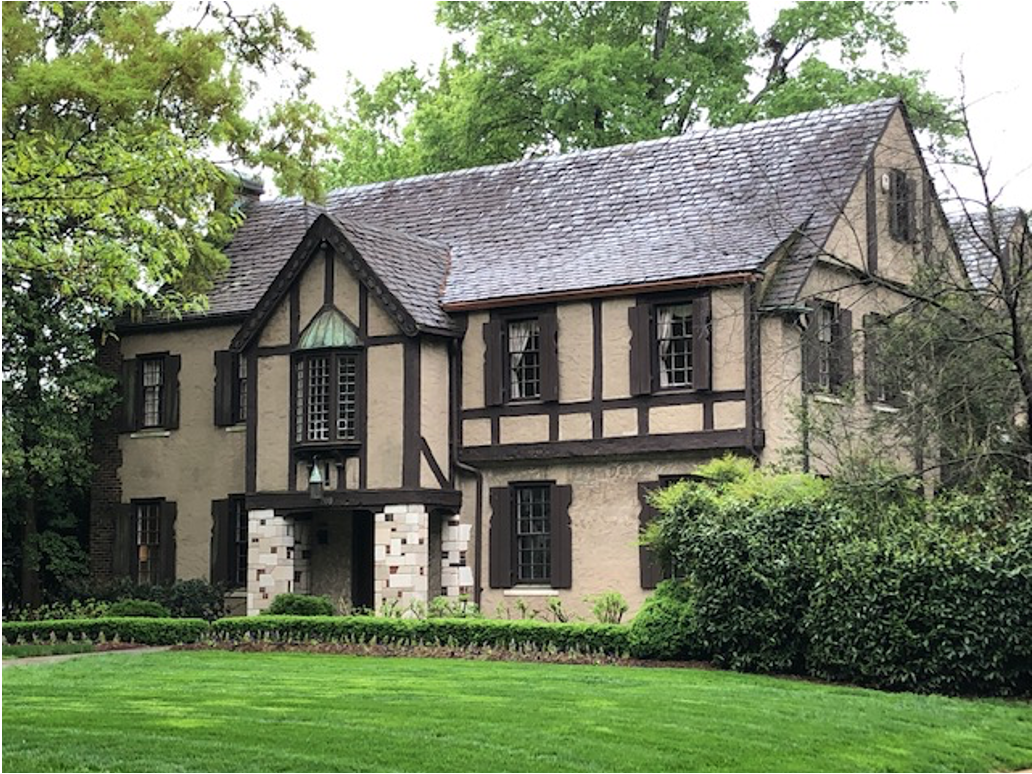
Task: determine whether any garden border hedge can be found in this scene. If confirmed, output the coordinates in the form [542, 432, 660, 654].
[2, 617, 209, 646]
[210, 616, 629, 655]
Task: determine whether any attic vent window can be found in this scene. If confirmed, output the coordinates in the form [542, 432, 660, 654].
[297, 306, 361, 350]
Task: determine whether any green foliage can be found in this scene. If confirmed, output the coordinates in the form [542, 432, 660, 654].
[628, 581, 697, 660]
[428, 595, 482, 619]
[211, 616, 629, 656]
[263, 594, 336, 617]
[645, 460, 1032, 694]
[2, 617, 209, 646]
[84, 579, 227, 621]
[104, 600, 171, 619]
[588, 590, 629, 624]
[3, 640, 95, 659]
[7, 597, 110, 622]
[323, 1, 953, 187]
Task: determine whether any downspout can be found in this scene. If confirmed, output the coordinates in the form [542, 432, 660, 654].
[449, 332, 484, 609]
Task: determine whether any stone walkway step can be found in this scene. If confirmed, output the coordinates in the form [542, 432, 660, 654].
[3, 645, 171, 668]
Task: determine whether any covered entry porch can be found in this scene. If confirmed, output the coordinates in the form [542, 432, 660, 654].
[244, 492, 472, 616]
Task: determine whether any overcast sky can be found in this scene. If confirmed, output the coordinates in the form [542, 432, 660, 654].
[217, 0, 1031, 208]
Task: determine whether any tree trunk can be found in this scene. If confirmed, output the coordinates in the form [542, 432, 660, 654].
[19, 278, 43, 609]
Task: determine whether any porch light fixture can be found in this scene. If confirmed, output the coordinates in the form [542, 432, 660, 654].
[308, 460, 325, 500]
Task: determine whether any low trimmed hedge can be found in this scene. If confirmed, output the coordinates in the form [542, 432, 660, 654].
[2, 617, 209, 646]
[263, 593, 335, 617]
[211, 615, 630, 655]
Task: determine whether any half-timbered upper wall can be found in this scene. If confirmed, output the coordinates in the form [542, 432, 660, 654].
[458, 284, 751, 455]
[119, 324, 245, 580]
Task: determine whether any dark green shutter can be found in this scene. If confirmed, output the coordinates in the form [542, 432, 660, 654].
[113, 503, 137, 580]
[628, 304, 653, 395]
[159, 500, 177, 584]
[549, 484, 573, 589]
[163, 354, 181, 429]
[834, 308, 854, 390]
[483, 319, 504, 407]
[211, 499, 231, 584]
[863, 314, 879, 403]
[539, 309, 559, 402]
[214, 351, 236, 426]
[119, 359, 138, 433]
[638, 482, 663, 589]
[692, 294, 712, 390]
[488, 487, 513, 588]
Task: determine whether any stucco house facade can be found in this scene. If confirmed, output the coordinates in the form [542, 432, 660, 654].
[89, 98, 960, 617]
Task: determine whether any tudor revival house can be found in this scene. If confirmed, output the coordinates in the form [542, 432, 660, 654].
[90, 98, 961, 616]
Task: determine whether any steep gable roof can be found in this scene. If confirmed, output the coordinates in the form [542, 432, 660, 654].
[949, 207, 1028, 289]
[205, 98, 901, 323]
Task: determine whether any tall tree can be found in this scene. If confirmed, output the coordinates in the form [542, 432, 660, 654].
[2, 1, 326, 607]
[323, 1, 954, 187]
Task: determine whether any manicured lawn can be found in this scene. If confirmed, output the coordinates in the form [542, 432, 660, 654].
[2, 651, 1030, 772]
[3, 641, 95, 659]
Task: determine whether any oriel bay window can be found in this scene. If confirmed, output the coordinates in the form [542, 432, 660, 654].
[293, 305, 363, 447]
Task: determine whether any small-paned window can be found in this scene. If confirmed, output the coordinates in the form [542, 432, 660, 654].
[657, 303, 693, 388]
[816, 303, 835, 393]
[136, 501, 162, 585]
[507, 319, 541, 400]
[141, 358, 164, 427]
[296, 352, 360, 444]
[515, 485, 551, 583]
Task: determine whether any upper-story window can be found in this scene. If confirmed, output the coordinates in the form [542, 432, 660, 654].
[120, 353, 180, 433]
[483, 308, 558, 406]
[292, 306, 363, 446]
[507, 319, 541, 400]
[803, 299, 854, 395]
[628, 295, 711, 396]
[656, 303, 694, 388]
[888, 168, 916, 243]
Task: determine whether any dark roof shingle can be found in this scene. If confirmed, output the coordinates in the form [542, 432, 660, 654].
[949, 207, 1027, 289]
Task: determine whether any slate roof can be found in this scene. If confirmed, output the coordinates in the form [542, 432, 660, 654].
[201, 97, 900, 326]
[949, 207, 1027, 289]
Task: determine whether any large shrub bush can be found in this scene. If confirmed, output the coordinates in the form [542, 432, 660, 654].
[211, 616, 629, 655]
[628, 581, 697, 660]
[81, 578, 227, 620]
[644, 456, 1032, 695]
[2, 617, 209, 645]
[263, 594, 336, 616]
[105, 599, 171, 618]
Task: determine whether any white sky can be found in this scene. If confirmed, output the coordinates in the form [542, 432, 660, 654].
[212, 0, 1032, 208]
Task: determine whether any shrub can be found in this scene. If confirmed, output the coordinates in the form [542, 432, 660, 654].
[78, 578, 227, 620]
[210, 616, 629, 656]
[589, 591, 629, 624]
[105, 599, 171, 618]
[428, 595, 482, 619]
[628, 581, 697, 660]
[8, 598, 111, 622]
[2, 617, 209, 646]
[263, 594, 335, 617]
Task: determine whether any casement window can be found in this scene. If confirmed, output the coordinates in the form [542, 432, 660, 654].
[629, 295, 711, 395]
[120, 354, 181, 432]
[802, 300, 853, 394]
[484, 309, 558, 406]
[214, 351, 247, 426]
[211, 495, 247, 588]
[488, 482, 572, 589]
[294, 352, 359, 444]
[113, 499, 176, 584]
[888, 168, 916, 243]
[863, 313, 903, 406]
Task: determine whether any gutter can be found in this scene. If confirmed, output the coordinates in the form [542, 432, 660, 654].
[454, 460, 484, 609]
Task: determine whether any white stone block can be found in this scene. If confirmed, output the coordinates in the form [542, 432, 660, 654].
[458, 567, 474, 586]
[384, 504, 410, 515]
[374, 545, 386, 561]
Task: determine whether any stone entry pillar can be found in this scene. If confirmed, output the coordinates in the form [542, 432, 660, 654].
[373, 504, 429, 612]
[247, 510, 311, 615]
[440, 515, 474, 598]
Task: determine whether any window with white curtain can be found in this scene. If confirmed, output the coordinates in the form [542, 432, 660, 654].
[656, 304, 693, 388]
[507, 319, 541, 400]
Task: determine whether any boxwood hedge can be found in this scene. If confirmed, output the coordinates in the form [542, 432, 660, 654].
[211, 615, 629, 655]
[2, 617, 209, 646]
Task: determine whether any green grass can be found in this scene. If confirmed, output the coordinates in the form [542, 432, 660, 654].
[2, 651, 1030, 772]
[2, 641, 95, 659]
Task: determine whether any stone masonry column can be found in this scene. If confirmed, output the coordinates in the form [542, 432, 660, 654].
[247, 509, 306, 615]
[373, 504, 429, 614]
[440, 515, 474, 598]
